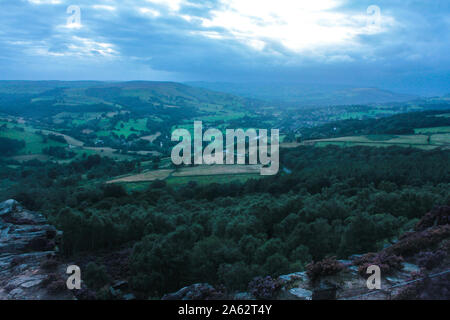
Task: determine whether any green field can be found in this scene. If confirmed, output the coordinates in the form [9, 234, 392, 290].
[431, 133, 450, 145]
[314, 141, 438, 150]
[113, 119, 148, 137]
[365, 134, 398, 141]
[120, 173, 262, 191]
[414, 126, 450, 134]
[311, 133, 449, 150]
[166, 173, 261, 186]
[0, 125, 66, 154]
[0, 119, 143, 161]
[106, 162, 264, 191]
[95, 118, 149, 138]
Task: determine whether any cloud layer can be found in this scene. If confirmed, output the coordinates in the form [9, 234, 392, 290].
[0, 0, 448, 95]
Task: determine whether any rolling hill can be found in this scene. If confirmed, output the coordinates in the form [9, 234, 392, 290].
[0, 81, 262, 118]
[187, 82, 417, 106]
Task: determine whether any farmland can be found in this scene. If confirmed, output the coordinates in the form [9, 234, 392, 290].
[1, 81, 449, 190]
[0, 121, 67, 155]
[107, 169, 174, 184]
[414, 126, 450, 134]
[306, 133, 450, 150]
[172, 164, 261, 177]
[166, 173, 262, 186]
[0, 118, 148, 162]
[106, 164, 262, 190]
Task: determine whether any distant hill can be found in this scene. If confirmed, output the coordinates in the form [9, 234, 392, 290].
[187, 82, 418, 106]
[0, 81, 260, 118]
[0, 81, 105, 94]
[0, 80, 246, 103]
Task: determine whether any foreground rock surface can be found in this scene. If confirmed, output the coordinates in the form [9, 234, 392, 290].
[0, 200, 73, 300]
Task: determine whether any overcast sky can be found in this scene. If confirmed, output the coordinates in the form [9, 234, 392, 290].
[0, 0, 448, 95]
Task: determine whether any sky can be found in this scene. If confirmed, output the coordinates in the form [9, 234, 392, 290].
[0, 0, 449, 95]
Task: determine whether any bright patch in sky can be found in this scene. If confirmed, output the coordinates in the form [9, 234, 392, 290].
[27, 0, 62, 4]
[92, 5, 116, 12]
[197, 0, 393, 53]
[145, 0, 185, 12]
[139, 7, 161, 18]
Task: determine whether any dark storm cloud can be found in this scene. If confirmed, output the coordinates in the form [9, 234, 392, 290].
[0, 0, 448, 95]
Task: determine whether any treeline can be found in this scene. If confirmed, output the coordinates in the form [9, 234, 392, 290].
[42, 146, 75, 159]
[0, 137, 25, 155]
[0, 155, 138, 210]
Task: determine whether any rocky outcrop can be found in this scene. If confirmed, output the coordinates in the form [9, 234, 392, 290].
[162, 283, 226, 300]
[162, 206, 450, 300]
[0, 200, 73, 300]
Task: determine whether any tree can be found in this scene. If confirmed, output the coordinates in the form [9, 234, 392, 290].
[0, 137, 25, 155]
